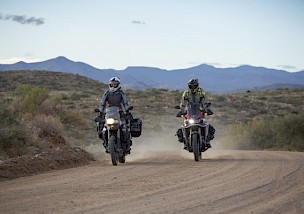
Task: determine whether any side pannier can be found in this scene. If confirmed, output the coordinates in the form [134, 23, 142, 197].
[130, 118, 142, 137]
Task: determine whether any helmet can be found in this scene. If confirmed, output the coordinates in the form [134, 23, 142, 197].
[188, 78, 199, 92]
[108, 77, 121, 92]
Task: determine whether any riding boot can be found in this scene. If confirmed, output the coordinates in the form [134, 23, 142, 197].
[183, 143, 187, 150]
[126, 140, 131, 154]
[103, 142, 109, 153]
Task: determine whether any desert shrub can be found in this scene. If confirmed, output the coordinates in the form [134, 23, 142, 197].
[258, 96, 268, 101]
[61, 93, 69, 100]
[226, 114, 304, 151]
[0, 101, 30, 158]
[60, 111, 87, 128]
[216, 95, 226, 102]
[0, 125, 29, 158]
[14, 84, 49, 114]
[32, 114, 64, 137]
[70, 92, 81, 100]
[39, 95, 63, 115]
[246, 119, 275, 149]
[0, 101, 17, 126]
[272, 114, 304, 151]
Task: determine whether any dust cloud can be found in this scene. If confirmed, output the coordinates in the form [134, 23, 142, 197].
[128, 130, 189, 161]
[127, 125, 233, 161]
[85, 126, 233, 163]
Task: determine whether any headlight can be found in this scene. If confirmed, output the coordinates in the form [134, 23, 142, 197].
[189, 119, 195, 124]
[106, 118, 115, 125]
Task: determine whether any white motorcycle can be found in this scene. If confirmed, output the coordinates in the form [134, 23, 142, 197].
[95, 106, 142, 165]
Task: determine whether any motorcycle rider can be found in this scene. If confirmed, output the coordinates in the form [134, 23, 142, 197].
[97, 77, 132, 153]
[177, 78, 215, 148]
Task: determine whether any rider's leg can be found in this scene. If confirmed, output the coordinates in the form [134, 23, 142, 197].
[206, 125, 215, 148]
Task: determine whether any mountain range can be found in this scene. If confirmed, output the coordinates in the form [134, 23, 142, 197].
[1, 56, 304, 93]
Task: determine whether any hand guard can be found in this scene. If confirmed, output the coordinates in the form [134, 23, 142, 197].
[125, 112, 133, 120]
[176, 111, 183, 117]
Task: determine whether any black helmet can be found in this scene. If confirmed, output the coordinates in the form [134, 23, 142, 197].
[188, 78, 199, 92]
[108, 77, 121, 92]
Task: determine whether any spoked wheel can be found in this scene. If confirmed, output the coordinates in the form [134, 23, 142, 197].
[109, 136, 117, 165]
[192, 134, 201, 162]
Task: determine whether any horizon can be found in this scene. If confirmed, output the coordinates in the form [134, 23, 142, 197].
[0, 55, 303, 73]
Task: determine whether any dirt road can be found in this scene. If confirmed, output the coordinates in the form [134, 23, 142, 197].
[1, 148, 304, 214]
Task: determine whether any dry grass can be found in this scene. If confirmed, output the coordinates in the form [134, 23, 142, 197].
[32, 114, 64, 137]
[1, 70, 304, 152]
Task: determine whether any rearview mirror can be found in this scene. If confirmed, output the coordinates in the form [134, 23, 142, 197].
[175, 105, 181, 109]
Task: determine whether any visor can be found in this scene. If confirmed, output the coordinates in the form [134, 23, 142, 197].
[110, 83, 119, 88]
[189, 84, 198, 90]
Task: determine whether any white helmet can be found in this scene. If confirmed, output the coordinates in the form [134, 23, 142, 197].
[108, 77, 121, 92]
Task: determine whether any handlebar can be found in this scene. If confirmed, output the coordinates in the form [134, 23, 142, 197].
[94, 105, 134, 113]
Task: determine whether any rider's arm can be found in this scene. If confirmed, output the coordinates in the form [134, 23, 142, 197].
[99, 91, 109, 113]
[120, 91, 129, 112]
[180, 90, 188, 113]
[200, 95, 206, 104]
[198, 89, 207, 110]
[198, 89, 206, 103]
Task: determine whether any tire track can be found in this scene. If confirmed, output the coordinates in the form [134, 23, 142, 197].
[0, 150, 304, 214]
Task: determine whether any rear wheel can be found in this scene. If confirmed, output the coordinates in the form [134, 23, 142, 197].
[109, 136, 117, 166]
[192, 134, 200, 162]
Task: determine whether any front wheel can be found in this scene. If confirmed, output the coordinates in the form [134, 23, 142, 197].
[192, 133, 201, 162]
[118, 154, 126, 163]
[109, 136, 117, 166]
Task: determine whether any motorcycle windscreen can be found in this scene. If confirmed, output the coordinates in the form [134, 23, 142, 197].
[105, 106, 120, 120]
[186, 103, 200, 118]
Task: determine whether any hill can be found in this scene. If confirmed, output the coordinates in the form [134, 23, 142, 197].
[1, 56, 304, 92]
[1, 70, 304, 135]
[1, 71, 304, 180]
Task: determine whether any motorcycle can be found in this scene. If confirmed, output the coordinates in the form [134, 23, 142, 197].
[175, 102, 213, 161]
[95, 106, 142, 165]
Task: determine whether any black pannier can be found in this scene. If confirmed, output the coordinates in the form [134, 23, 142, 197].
[130, 118, 142, 137]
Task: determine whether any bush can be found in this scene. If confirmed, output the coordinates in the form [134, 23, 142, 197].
[0, 126, 29, 158]
[0, 101, 30, 158]
[39, 95, 63, 115]
[226, 114, 304, 151]
[0, 101, 17, 127]
[60, 110, 88, 128]
[14, 84, 49, 114]
[32, 114, 64, 137]
[273, 114, 304, 151]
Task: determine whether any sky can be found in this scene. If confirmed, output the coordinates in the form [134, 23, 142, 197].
[0, 0, 303, 72]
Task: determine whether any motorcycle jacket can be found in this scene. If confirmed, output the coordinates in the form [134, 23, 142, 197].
[99, 87, 129, 113]
[180, 87, 206, 113]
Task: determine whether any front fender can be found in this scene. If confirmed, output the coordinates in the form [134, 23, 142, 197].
[106, 124, 120, 130]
